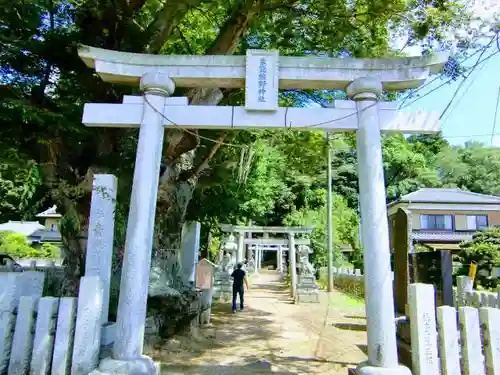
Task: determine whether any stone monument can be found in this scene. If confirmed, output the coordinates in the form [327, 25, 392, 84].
[246, 255, 256, 274]
[195, 259, 216, 325]
[296, 245, 320, 303]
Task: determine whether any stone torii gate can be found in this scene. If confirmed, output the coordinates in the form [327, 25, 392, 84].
[78, 45, 447, 375]
[220, 224, 313, 297]
[249, 244, 288, 273]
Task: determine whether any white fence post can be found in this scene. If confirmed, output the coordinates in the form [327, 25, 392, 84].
[8, 296, 38, 375]
[456, 275, 473, 307]
[497, 286, 500, 309]
[437, 306, 461, 375]
[51, 298, 77, 375]
[479, 308, 500, 375]
[410, 282, 500, 375]
[408, 283, 440, 375]
[459, 306, 485, 375]
[30, 297, 60, 375]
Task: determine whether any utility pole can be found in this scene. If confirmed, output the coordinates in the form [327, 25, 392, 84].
[326, 131, 334, 292]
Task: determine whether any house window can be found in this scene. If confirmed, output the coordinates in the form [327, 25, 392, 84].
[466, 215, 488, 230]
[50, 224, 57, 232]
[420, 215, 453, 230]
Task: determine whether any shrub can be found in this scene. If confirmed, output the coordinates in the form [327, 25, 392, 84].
[458, 228, 500, 290]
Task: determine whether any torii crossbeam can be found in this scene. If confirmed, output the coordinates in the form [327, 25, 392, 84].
[78, 45, 448, 375]
[83, 95, 439, 133]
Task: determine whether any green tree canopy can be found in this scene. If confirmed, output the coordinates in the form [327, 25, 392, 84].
[0, 0, 490, 293]
[458, 228, 500, 289]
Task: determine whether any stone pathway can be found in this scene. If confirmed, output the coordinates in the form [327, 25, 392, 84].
[148, 271, 368, 375]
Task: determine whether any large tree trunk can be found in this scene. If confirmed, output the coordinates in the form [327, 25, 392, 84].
[154, 0, 261, 253]
[145, 0, 205, 54]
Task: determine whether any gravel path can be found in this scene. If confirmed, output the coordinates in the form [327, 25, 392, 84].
[148, 271, 368, 375]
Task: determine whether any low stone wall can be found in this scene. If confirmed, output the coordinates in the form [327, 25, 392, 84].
[406, 282, 500, 375]
[0, 260, 65, 297]
[0, 271, 106, 375]
[453, 275, 500, 309]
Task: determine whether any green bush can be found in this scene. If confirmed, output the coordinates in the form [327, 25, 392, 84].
[0, 231, 59, 259]
[40, 243, 60, 258]
[0, 231, 37, 258]
[458, 228, 500, 290]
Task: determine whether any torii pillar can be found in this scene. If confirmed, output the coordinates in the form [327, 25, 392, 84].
[288, 233, 297, 299]
[113, 73, 172, 372]
[347, 78, 408, 374]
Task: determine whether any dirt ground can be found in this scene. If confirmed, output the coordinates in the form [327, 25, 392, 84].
[146, 271, 368, 375]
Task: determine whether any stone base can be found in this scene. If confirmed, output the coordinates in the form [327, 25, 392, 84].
[296, 290, 320, 303]
[89, 356, 159, 375]
[199, 308, 212, 325]
[350, 361, 412, 375]
[101, 322, 116, 347]
[213, 282, 232, 301]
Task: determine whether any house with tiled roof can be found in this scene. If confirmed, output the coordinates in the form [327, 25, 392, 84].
[387, 188, 500, 252]
[388, 188, 500, 314]
[0, 205, 62, 246]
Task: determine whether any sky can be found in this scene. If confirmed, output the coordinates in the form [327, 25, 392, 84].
[398, 0, 500, 147]
[402, 42, 500, 146]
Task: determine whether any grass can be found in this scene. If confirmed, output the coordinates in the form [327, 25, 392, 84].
[329, 290, 365, 308]
[317, 273, 365, 308]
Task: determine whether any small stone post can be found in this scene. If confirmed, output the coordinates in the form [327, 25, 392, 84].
[347, 77, 410, 375]
[113, 73, 173, 362]
[289, 233, 297, 298]
[456, 275, 473, 307]
[84, 173, 117, 330]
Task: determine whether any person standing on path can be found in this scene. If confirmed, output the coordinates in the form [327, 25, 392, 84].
[231, 263, 249, 313]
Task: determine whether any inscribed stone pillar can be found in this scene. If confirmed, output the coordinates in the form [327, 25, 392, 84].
[180, 221, 201, 285]
[288, 233, 297, 298]
[84, 173, 117, 325]
[113, 73, 173, 361]
[236, 232, 244, 264]
[347, 77, 408, 374]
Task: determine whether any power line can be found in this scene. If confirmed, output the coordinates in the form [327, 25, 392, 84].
[442, 132, 500, 139]
[143, 96, 248, 149]
[398, 39, 498, 108]
[400, 49, 500, 109]
[441, 60, 487, 126]
[439, 34, 498, 120]
[491, 86, 500, 145]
